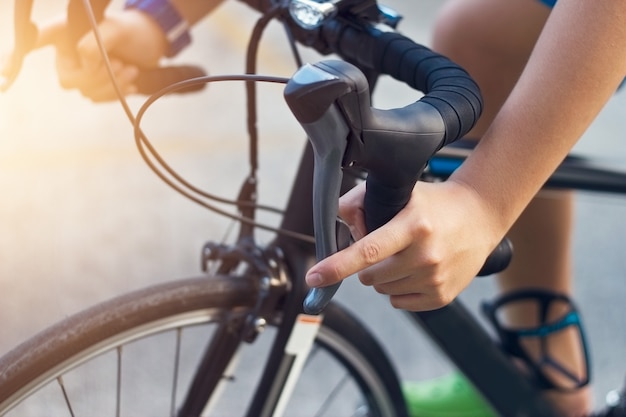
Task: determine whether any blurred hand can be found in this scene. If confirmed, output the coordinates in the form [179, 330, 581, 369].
[36, 10, 168, 101]
[305, 179, 503, 312]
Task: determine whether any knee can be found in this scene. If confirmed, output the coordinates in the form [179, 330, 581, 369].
[431, 1, 484, 65]
[431, 0, 547, 67]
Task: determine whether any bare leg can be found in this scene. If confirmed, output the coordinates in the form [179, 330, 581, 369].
[432, 0, 590, 415]
[499, 192, 574, 296]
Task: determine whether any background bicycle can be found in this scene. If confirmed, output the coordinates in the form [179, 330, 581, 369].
[0, 0, 625, 412]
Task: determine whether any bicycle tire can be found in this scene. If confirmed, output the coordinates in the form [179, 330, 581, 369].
[0, 275, 407, 416]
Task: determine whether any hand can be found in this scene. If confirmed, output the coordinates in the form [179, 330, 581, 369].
[305, 179, 503, 311]
[37, 10, 168, 101]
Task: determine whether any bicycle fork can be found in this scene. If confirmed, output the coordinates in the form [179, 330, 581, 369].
[251, 314, 324, 417]
[176, 236, 322, 417]
[243, 244, 325, 417]
[176, 311, 322, 417]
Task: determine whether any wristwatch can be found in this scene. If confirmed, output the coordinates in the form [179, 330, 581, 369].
[125, 0, 191, 57]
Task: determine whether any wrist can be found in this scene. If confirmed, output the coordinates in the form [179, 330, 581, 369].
[444, 177, 509, 248]
[124, 0, 191, 57]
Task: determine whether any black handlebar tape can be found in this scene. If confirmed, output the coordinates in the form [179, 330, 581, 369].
[325, 25, 482, 147]
[477, 238, 513, 276]
[372, 32, 482, 146]
[66, 0, 206, 95]
[362, 177, 414, 233]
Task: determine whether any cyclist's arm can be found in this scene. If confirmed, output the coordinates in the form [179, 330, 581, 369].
[305, 0, 626, 312]
[454, 0, 626, 240]
[30, 0, 224, 101]
[72, 0, 226, 77]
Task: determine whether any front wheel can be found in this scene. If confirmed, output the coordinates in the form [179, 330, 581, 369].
[0, 275, 408, 416]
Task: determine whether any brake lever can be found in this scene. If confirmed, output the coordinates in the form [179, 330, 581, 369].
[284, 63, 353, 312]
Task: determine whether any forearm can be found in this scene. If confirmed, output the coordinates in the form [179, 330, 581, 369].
[452, 0, 626, 234]
[171, 0, 225, 25]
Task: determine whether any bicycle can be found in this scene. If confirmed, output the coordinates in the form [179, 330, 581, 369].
[0, 0, 625, 416]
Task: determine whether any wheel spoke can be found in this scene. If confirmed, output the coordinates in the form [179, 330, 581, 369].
[170, 328, 183, 417]
[313, 373, 349, 417]
[56, 376, 76, 417]
[116, 346, 122, 417]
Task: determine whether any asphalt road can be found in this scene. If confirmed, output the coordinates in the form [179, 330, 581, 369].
[1, 0, 625, 413]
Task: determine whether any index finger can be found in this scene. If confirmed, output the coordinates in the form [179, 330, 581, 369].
[305, 215, 412, 288]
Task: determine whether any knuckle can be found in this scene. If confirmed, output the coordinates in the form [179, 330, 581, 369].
[358, 271, 374, 286]
[427, 276, 455, 308]
[432, 293, 455, 309]
[427, 270, 446, 288]
[357, 240, 382, 266]
[389, 297, 403, 309]
[372, 284, 386, 295]
[389, 295, 414, 310]
[323, 255, 351, 285]
[409, 217, 435, 238]
[419, 249, 444, 271]
[329, 265, 344, 284]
